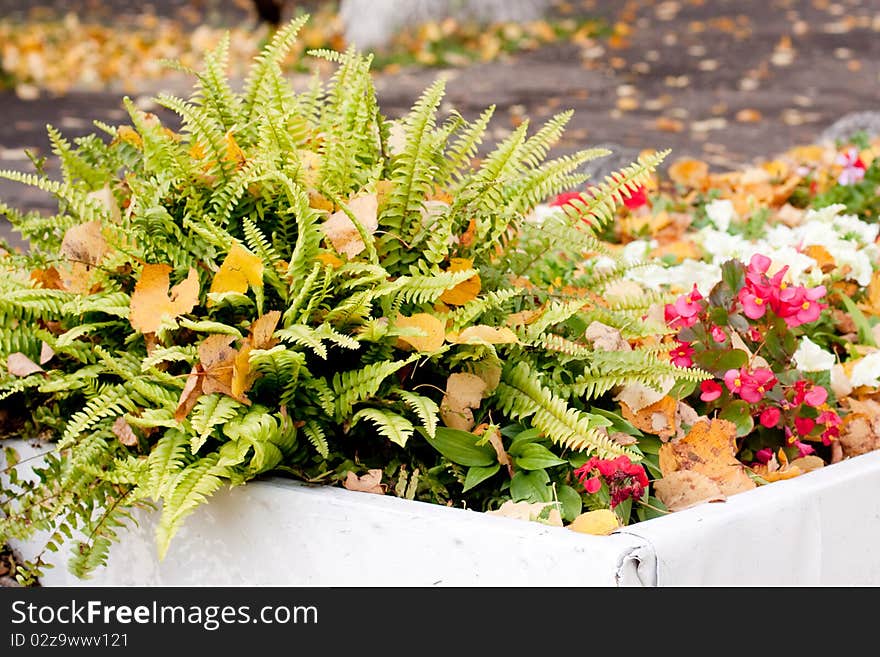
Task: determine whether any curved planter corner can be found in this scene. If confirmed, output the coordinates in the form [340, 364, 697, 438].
[5, 440, 880, 586]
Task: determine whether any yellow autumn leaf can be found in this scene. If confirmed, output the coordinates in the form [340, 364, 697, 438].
[224, 130, 247, 168]
[659, 418, 756, 496]
[568, 510, 620, 535]
[439, 258, 481, 306]
[231, 311, 281, 399]
[668, 158, 709, 189]
[209, 244, 264, 298]
[59, 221, 108, 293]
[129, 264, 200, 334]
[447, 325, 520, 345]
[395, 313, 446, 353]
[440, 372, 486, 432]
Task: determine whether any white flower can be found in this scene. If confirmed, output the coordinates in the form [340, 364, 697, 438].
[792, 336, 836, 372]
[696, 228, 752, 263]
[526, 203, 560, 226]
[704, 199, 736, 232]
[850, 352, 880, 388]
[621, 239, 654, 264]
[627, 260, 721, 295]
[762, 245, 817, 284]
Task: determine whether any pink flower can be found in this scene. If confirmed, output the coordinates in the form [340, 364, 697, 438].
[748, 326, 762, 342]
[738, 282, 772, 319]
[622, 185, 648, 210]
[803, 385, 828, 407]
[670, 341, 694, 368]
[836, 147, 867, 185]
[700, 380, 723, 402]
[759, 407, 781, 428]
[725, 367, 777, 403]
[739, 368, 777, 403]
[723, 369, 744, 395]
[673, 284, 704, 318]
[710, 325, 727, 343]
[754, 448, 774, 464]
[747, 254, 772, 277]
[790, 285, 827, 326]
[794, 416, 816, 437]
[794, 440, 815, 457]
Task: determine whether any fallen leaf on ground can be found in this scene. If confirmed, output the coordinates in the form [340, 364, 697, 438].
[654, 470, 725, 511]
[396, 313, 446, 353]
[321, 193, 378, 258]
[659, 418, 756, 495]
[39, 342, 55, 365]
[584, 321, 631, 351]
[839, 398, 880, 457]
[129, 264, 199, 334]
[232, 311, 281, 398]
[174, 365, 204, 423]
[568, 509, 620, 535]
[59, 221, 108, 293]
[343, 469, 386, 494]
[668, 158, 709, 189]
[112, 416, 139, 447]
[438, 258, 481, 305]
[620, 394, 678, 440]
[440, 372, 486, 431]
[199, 334, 243, 400]
[614, 377, 674, 413]
[6, 353, 45, 377]
[488, 500, 562, 526]
[209, 244, 264, 297]
[447, 325, 519, 345]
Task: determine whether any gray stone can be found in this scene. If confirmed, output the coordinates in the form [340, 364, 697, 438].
[819, 111, 880, 145]
[339, 0, 553, 50]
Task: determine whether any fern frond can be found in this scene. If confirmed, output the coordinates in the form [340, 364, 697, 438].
[351, 407, 414, 447]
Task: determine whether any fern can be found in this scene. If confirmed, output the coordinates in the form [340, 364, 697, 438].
[350, 408, 415, 448]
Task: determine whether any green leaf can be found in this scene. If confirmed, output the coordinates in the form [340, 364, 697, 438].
[694, 347, 748, 373]
[507, 427, 544, 454]
[510, 469, 552, 503]
[588, 406, 643, 436]
[719, 399, 754, 437]
[838, 294, 877, 347]
[417, 427, 496, 467]
[462, 464, 501, 492]
[556, 484, 582, 522]
[512, 443, 568, 470]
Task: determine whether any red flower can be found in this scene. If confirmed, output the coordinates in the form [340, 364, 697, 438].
[622, 185, 648, 210]
[754, 448, 774, 464]
[794, 416, 816, 437]
[710, 325, 727, 343]
[550, 190, 584, 208]
[700, 380, 723, 402]
[794, 440, 815, 457]
[583, 477, 602, 494]
[739, 368, 777, 403]
[759, 407, 781, 428]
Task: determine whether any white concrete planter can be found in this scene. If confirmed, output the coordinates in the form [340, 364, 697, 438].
[6, 439, 880, 586]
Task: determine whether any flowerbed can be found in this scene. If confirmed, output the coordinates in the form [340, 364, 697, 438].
[1, 16, 879, 586]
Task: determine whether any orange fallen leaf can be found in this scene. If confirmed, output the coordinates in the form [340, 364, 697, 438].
[735, 108, 762, 123]
[659, 418, 756, 495]
[129, 265, 199, 334]
[839, 398, 880, 457]
[209, 244, 264, 298]
[667, 158, 709, 189]
[199, 334, 245, 401]
[803, 244, 836, 273]
[447, 325, 519, 345]
[396, 313, 446, 353]
[620, 395, 678, 440]
[655, 116, 684, 133]
[224, 130, 247, 169]
[343, 469, 386, 495]
[30, 267, 64, 290]
[174, 365, 204, 423]
[440, 372, 486, 431]
[438, 258, 481, 306]
[859, 269, 880, 316]
[654, 470, 725, 511]
[231, 311, 281, 399]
